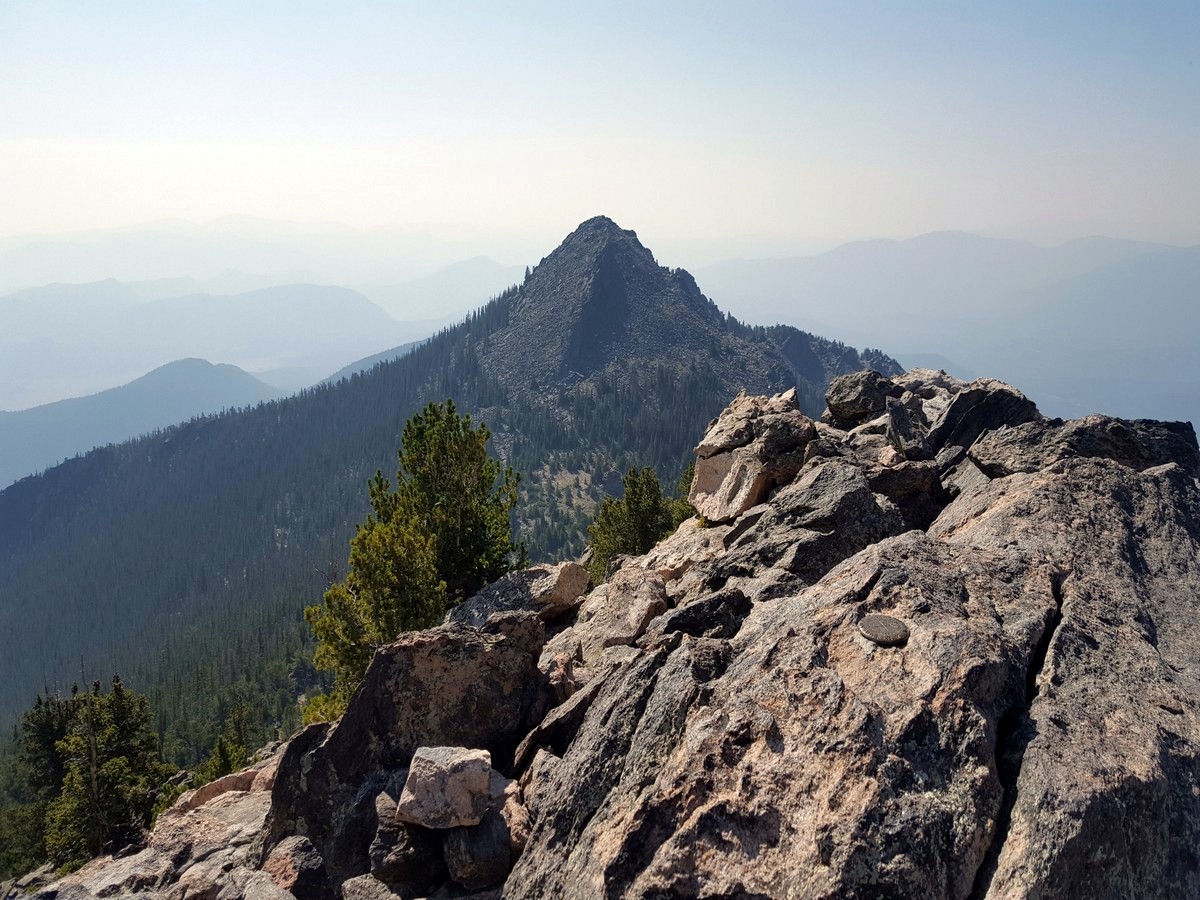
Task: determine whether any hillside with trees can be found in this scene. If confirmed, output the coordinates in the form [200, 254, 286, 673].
[0, 216, 897, 769]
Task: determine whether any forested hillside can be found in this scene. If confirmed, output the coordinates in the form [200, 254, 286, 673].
[0, 358, 283, 488]
[0, 216, 896, 761]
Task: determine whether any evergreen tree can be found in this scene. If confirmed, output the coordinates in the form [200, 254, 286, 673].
[389, 399, 525, 602]
[193, 734, 245, 786]
[43, 677, 173, 868]
[304, 400, 522, 721]
[305, 510, 445, 720]
[586, 466, 685, 583]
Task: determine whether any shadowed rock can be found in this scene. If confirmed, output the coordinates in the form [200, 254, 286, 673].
[262, 613, 547, 884]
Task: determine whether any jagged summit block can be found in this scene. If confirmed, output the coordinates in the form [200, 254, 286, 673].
[689, 387, 816, 522]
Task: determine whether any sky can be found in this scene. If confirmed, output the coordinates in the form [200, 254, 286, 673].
[1, 1, 1198, 258]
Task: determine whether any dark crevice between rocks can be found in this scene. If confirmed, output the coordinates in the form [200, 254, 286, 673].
[968, 569, 1067, 900]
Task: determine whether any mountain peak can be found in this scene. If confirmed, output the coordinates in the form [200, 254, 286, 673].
[544, 215, 653, 263]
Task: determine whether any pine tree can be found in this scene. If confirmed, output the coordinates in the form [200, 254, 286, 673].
[304, 400, 523, 721]
[586, 466, 690, 583]
[43, 677, 173, 867]
[390, 399, 525, 602]
[305, 509, 445, 719]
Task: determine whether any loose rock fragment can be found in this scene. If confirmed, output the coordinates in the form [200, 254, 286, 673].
[395, 747, 493, 829]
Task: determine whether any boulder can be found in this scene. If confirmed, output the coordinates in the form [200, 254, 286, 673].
[629, 516, 730, 583]
[884, 395, 930, 459]
[444, 809, 512, 890]
[968, 415, 1200, 479]
[930, 457, 1200, 899]
[690, 388, 816, 522]
[504, 414, 1200, 899]
[925, 377, 1042, 453]
[395, 747, 493, 829]
[541, 568, 668, 672]
[340, 875, 405, 900]
[865, 458, 948, 531]
[262, 835, 332, 900]
[369, 792, 447, 891]
[173, 766, 258, 813]
[683, 458, 906, 603]
[263, 612, 547, 883]
[824, 369, 901, 424]
[447, 562, 591, 627]
[640, 587, 751, 643]
[29, 784, 275, 900]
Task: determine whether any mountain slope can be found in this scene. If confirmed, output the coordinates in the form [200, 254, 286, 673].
[0, 216, 895, 750]
[322, 340, 426, 384]
[0, 359, 282, 488]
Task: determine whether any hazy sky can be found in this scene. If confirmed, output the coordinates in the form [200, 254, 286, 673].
[2, 1, 1198, 254]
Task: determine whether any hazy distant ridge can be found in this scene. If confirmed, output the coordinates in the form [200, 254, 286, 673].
[0, 358, 282, 487]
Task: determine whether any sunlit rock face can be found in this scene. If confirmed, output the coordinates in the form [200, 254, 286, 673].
[31, 370, 1200, 900]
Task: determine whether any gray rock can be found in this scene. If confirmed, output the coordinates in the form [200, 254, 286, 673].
[263, 613, 547, 883]
[239, 870, 298, 900]
[969, 415, 1200, 478]
[885, 395, 931, 459]
[684, 458, 906, 603]
[447, 563, 590, 627]
[640, 587, 751, 642]
[925, 377, 1042, 453]
[865, 458, 948, 531]
[931, 457, 1200, 899]
[339, 874, 406, 900]
[444, 809, 511, 890]
[689, 388, 816, 522]
[369, 792, 447, 891]
[824, 369, 901, 423]
[504, 386, 1200, 899]
[542, 568, 668, 671]
[261, 835, 332, 900]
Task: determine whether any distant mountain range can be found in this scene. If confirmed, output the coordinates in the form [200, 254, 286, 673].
[8, 225, 1195, 425]
[0, 215, 894, 740]
[0, 281, 425, 408]
[0, 358, 282, 488]
[695, 232, 1200, 425]
[359, 255, 525, 322]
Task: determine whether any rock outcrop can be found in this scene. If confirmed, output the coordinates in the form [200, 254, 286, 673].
[689, 387, 817, 522]
[31, 369, 1200, 900]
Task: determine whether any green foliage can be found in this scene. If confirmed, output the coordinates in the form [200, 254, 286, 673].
[304, 512, 445, 720]
[193, 734, 246, 787]
[587, 466, 692, 583]
[390, 399, 525, 602]
[43, 677, 174, 867]
[0, 797, 46, 879]
[304, 400, 522, 720]
[0, 678, 177, 875]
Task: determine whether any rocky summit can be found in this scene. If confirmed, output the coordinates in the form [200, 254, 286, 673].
[22, 369, 1200, 900]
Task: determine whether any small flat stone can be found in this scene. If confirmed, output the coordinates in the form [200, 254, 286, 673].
[858, 614, 909, 647]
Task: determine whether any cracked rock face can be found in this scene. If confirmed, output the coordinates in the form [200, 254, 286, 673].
[31, 370, 1200, 900]
[505, 372, 1200, 900]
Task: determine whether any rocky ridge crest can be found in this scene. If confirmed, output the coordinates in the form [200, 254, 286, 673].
[21, 368, 1200, 900]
